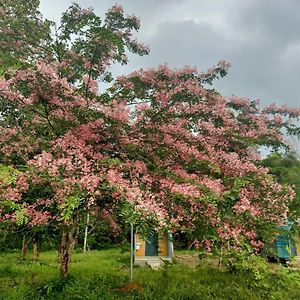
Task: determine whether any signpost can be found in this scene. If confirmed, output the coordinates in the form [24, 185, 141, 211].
[130, 223, 134, 282]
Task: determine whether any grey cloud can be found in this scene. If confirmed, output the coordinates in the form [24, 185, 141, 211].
[40, 0, 300, 109]
[139, 20, 231, 68]
[233, 0, 300, 43]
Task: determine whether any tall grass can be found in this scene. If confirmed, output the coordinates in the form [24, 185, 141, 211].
[0, 249, 299, 299]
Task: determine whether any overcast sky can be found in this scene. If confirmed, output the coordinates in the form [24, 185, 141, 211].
[40, 0, 300, 109]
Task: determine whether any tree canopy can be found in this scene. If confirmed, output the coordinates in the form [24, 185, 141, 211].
[262, 151, 300, 220]
[0, 1, 300, 276]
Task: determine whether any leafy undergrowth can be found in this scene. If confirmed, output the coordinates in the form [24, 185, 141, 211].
[0, 249, 299, 299]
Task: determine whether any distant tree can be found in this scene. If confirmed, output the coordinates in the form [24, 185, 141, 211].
[262, 151, 300, 220]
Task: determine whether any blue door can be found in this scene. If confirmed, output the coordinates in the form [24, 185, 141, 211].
[145, 232, 158, 256]
[276, 223, 293, 260]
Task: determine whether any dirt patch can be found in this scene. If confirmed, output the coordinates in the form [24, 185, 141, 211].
[114, 282, 143, 293]
[175, 254, 199, 268]
[290, 257, 300, 268]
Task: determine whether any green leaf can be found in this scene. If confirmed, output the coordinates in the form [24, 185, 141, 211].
[15, 208, 29, 226]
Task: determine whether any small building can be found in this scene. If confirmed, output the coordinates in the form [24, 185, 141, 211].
[275, 223, 300, 261]
[134, 231, 173, 267]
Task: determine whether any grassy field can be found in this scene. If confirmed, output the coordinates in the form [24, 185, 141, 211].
[0, 248, 300, 299]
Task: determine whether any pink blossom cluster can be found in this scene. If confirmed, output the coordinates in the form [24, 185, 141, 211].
[0, 56, 298, 254]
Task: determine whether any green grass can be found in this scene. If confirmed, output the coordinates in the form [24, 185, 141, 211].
[0, 249, 300, 299]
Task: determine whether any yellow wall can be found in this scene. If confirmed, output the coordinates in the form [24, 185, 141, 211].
[158, 233, 168, 256]
[295, 235, 300, 256]
[135, 232, 169, 257]
[135, 234, 146, 256]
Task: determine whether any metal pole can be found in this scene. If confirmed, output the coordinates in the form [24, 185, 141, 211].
[130, 223, 134, 282]
[83, 213, 89, 253]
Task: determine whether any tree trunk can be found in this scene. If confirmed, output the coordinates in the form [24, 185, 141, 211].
[71, 221, 79, 253]
[21, 235, 27, 259]
[33, 232, 39, 259]
[59, 215, 79, 277]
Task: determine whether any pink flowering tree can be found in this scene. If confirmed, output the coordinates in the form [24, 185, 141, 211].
[103, 64, 299, 254]
[0, 0, 52, 74]
[0, 2, 149, 276]
[1, 1, 300, 277]
[0, 166, 55, 257]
